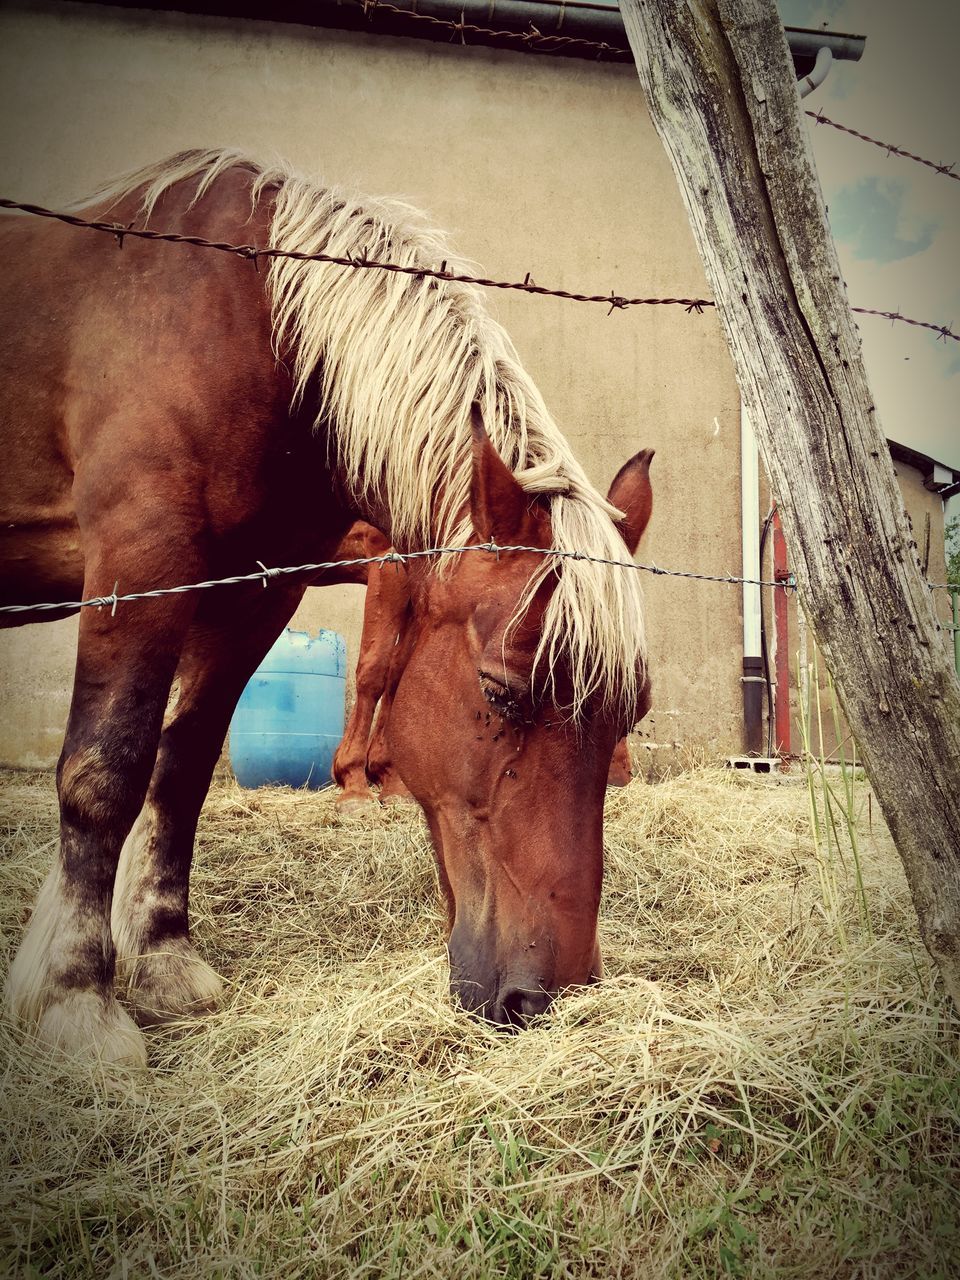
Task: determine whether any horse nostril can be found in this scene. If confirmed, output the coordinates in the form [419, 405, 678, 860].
[496, 984, 552, 1028]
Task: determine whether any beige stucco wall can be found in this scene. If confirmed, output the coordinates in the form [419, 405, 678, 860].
[0, 0, 744, 770]
[778, 460, 954, 761]
[896, 463, 955, 604]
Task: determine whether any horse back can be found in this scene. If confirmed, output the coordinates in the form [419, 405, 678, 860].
[0, 169, 340, 618]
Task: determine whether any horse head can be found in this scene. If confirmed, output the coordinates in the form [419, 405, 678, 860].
[388, 416, 654, 1027]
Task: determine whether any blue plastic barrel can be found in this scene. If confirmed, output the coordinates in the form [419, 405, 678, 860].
[229, 628, 347, 789]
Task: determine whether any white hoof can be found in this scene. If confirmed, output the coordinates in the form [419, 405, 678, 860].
[36, 991, 147, 1068]
[6, 863, 75, 1025]
[119, 939, 223, 1026]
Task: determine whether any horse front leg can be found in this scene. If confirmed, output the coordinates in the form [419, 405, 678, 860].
[332, 651, 381, 813]
[333, 558, 405, 814]
[112, 585, 305, 1025]
[5, 589, 195, 1067]
[333, 708, 380, 813]
[366, 590, 416, 807]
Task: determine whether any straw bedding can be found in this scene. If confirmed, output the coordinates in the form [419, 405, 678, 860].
[1, 766, 957, 1278]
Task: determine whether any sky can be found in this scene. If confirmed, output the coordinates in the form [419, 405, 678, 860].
[775, 0, 958, 517]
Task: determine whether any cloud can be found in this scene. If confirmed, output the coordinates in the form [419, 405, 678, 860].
[827, 177, 938, 262]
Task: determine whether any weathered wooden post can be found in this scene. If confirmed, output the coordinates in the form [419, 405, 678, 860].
[619, 0, 960, 1005]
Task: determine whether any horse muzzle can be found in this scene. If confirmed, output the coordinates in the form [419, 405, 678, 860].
[450, 970, 554, 1029]
[448, 929, 554, 1029]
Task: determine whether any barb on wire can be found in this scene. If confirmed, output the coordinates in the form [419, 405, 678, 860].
[0, 543, 798, 619]
[806, 110, 959, 183]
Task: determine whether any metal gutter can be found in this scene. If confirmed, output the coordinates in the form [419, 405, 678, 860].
[783, 26, 866, 66]
[68, 1, 866, 67]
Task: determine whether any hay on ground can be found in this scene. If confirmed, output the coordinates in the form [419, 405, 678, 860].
[0, 766, 956, 1279]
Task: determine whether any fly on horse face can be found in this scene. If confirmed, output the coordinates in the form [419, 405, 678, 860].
[0, 151, 653, 1064]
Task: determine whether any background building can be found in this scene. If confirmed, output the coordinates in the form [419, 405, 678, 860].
[0, 0, 954, 770]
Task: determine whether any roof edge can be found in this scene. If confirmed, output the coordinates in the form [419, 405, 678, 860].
[888, 439, 960, 495]
[62, 1, 866, 66]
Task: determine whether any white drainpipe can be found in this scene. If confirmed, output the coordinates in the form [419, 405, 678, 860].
[741, 404, 763, 752]
[798, 46, 834, 98]
[741, 406, 761, 654]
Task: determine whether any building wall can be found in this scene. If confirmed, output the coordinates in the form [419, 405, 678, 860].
[896, 462, 955, 601]
[0, 0, 742, 768]
[776, 459, 953, 761]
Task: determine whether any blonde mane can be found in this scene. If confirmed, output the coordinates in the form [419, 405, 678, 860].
[94, 149, 647, 718]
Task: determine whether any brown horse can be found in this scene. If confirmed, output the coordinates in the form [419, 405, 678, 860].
[1, 151, 652, 1062]
[333, 524, 649, 810]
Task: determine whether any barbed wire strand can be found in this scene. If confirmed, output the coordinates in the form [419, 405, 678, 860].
[355, 0, 628, 59]
[0, 545, 799, 618]
[844, 306, 957, 342]
[805, 109, 958, 181]
[2, 197, 957, 341]
[1, 543, 955, 622]
[0, 197, 711, 315]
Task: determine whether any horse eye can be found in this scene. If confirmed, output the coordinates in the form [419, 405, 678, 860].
[478, 671, 530, 722]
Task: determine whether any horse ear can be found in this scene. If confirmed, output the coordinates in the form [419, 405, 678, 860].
[607, 448, 654, 553]
[470, 404, 529, 543]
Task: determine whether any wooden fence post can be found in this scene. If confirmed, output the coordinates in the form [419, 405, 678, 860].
[619, 0, 960, 1006]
